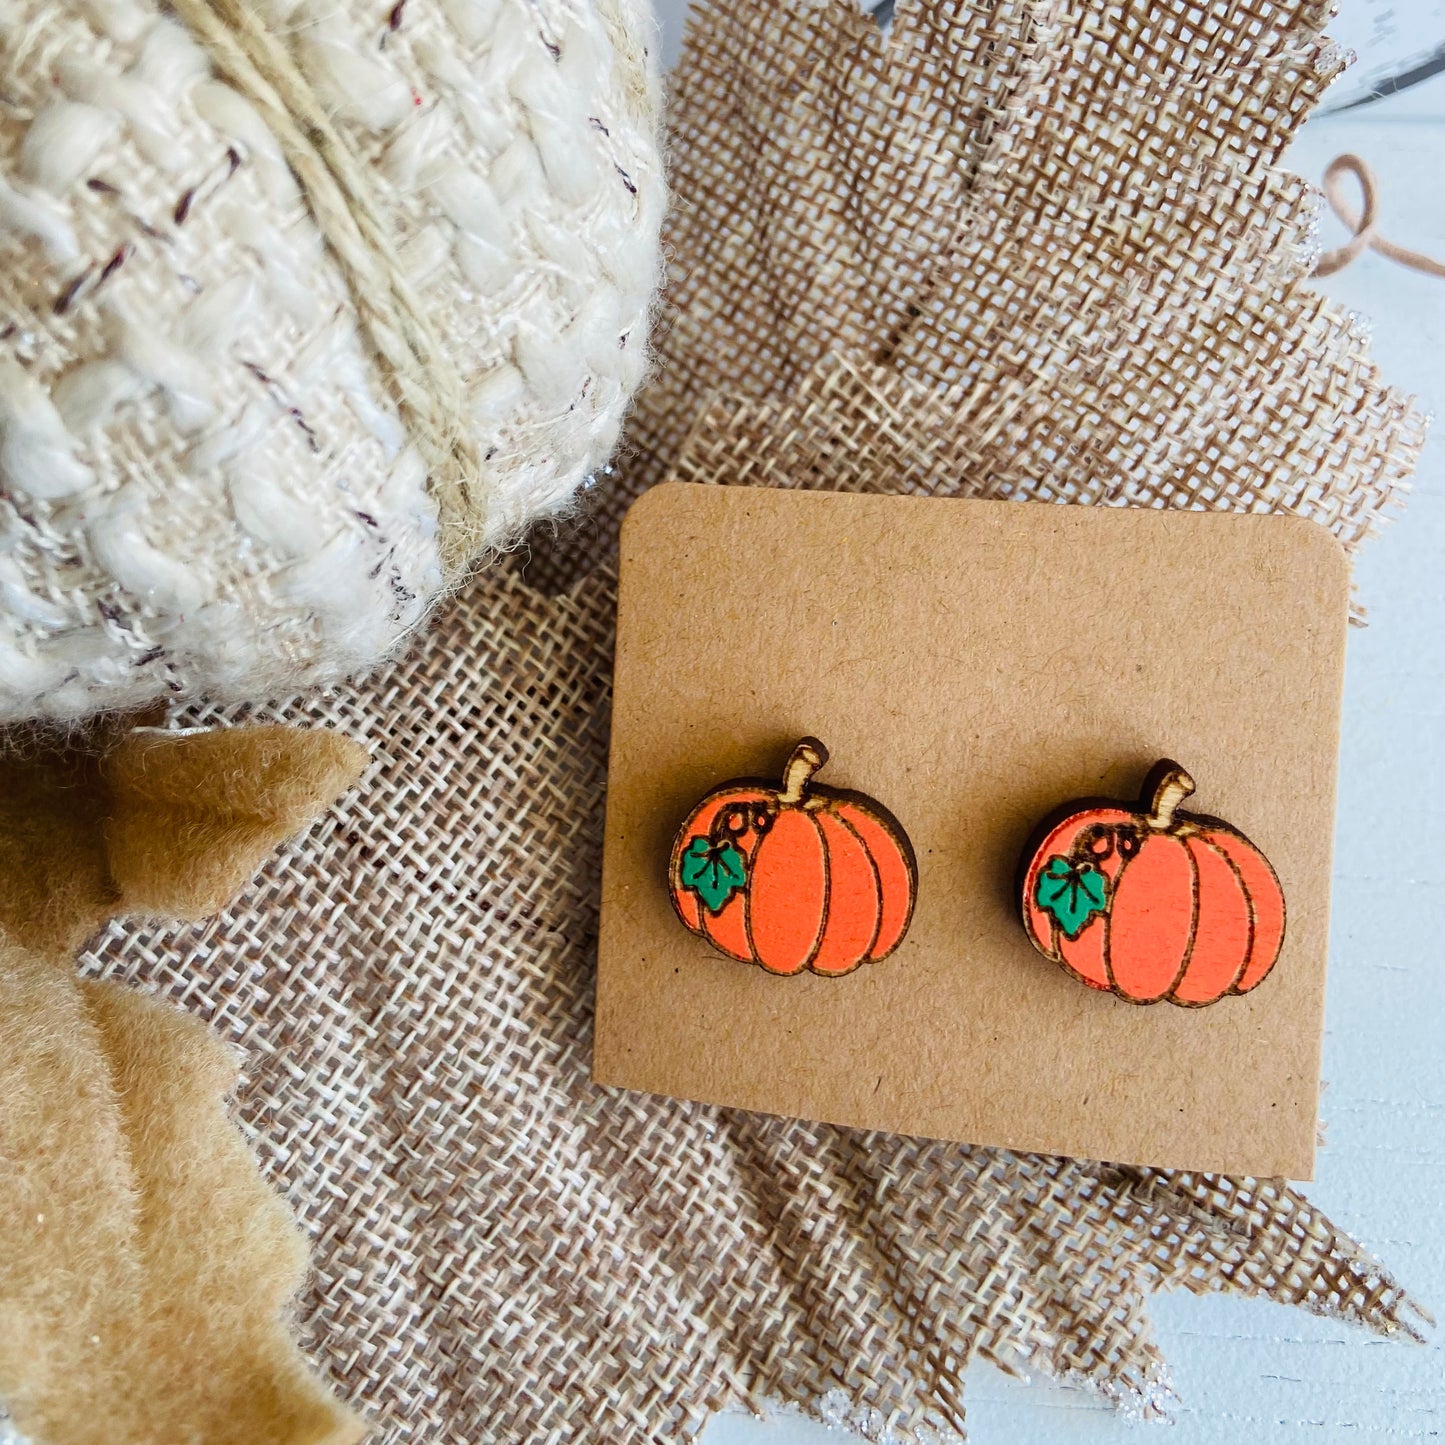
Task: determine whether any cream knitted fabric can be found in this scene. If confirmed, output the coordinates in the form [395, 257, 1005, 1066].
[0, 0, 663, 722]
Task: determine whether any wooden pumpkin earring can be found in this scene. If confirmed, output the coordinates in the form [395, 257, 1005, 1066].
[669, 738, 917, 976]
[1018, 760, 1286, 1007]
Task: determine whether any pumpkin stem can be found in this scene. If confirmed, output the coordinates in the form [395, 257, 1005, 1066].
[1144, 760, 1196, 830]
[778, 738, 829, 805]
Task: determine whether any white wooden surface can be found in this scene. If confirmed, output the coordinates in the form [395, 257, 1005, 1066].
[642, 6, 1445, 1438]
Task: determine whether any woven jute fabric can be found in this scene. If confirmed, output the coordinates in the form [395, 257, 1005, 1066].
[82, 552, 1425, 1444]
[527, 0, 1422, 594]
[671, 353, 1047, 501]
[81, 0, 1430, 1440]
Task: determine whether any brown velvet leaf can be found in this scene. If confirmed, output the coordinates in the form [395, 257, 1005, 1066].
[0, 726, 367, 1445]
[105, 726, 370, 920]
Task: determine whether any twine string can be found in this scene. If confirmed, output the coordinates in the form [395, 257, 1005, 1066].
[1315, 152, 1445, 280]
[170, 4, 1437, 571]
[168, 0, 485, 577]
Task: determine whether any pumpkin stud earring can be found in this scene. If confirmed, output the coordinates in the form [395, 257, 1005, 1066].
[669, 738, 917, 976]
[1018, 760, 1286, 1006]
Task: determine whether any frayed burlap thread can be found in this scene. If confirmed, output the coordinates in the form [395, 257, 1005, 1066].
[81, 557, 1425, 1444]
[525, 0, 1422, 593]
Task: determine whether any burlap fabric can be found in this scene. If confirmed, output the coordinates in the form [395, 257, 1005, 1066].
[84, 0, 1430, 1440]
[81, 557, 1426, 1445]
[530, 0, 1422, 594]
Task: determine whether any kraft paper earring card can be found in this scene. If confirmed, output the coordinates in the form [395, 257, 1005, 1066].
[593, 484, 1349, 1178]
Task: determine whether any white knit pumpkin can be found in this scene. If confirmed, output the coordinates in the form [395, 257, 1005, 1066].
[0, 0, 664, 721]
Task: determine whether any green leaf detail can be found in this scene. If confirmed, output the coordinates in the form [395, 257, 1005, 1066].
[679, 837, 748, 914]
[1035, 855, 1109, 939]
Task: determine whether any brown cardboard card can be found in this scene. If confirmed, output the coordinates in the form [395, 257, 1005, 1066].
[594, 484, 1349, 1178]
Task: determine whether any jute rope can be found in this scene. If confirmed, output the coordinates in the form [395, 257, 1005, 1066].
[168, 0, 486, 577]
[1315, 152, 1445, 280]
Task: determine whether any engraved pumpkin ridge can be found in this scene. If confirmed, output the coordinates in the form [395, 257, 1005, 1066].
[1019, 761, 1287, 1007]
[669, 739, 917, 977]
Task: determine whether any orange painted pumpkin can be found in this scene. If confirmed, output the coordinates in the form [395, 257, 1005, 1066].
[669, 738, 917, 976]
[1019, 761, 1286, 1006]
